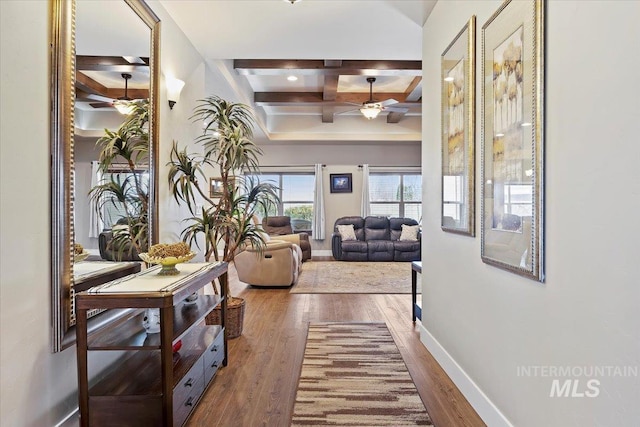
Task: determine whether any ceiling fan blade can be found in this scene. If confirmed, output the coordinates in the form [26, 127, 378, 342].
[85, 93, 114, 103]
[89, 102, 114, 109]
[379, 99, 399, 107]
[384, 106, 409, 113]
[335, 107, 361, 115]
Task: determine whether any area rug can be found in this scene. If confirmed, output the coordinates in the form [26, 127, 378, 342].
[290, 261, 414, 294]
[291, 322, 433, 426]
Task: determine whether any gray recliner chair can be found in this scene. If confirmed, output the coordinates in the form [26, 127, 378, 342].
[262, 216, 312, 261]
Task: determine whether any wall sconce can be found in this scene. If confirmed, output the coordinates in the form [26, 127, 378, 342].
[166, 76, 185, 109]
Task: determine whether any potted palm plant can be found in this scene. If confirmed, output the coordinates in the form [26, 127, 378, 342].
[167, 95, 278, 338]
[90, 100, 150, 260]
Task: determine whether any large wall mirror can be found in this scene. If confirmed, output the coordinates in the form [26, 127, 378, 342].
[51, 0, 160, 352]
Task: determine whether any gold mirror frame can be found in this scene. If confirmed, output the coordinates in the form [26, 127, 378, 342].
[50, 0, 160, 352]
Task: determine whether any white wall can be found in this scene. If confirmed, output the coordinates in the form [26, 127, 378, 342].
[74, 136, 102, 251]
[0, 2, 80, 424]
[421, 1, 640, 426]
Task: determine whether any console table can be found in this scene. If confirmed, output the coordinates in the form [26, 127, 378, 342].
[75, 261, 228, 426]
[73, 261, 141, 293]
[411, 261, 422, 322]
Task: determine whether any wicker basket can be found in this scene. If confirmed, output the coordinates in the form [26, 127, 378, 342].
[205, 296, 245, 339]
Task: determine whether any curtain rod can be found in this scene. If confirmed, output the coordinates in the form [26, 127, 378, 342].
[358, 165, 420, 168]
[258, 164, 326, 168]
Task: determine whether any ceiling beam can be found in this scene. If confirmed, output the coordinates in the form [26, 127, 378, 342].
[323, 59, 343, 68]
[387, 111, 407, 123]
[322, 106, 335, 123]
[77, 55, 150, 71]
[255, 91, 420, 105]
[404, 76, 422, 102]
[321, 73, 340, 123]
[235, 59, 422, 76]
[323, 75, 339, 101]
[76, 72, 149, 100]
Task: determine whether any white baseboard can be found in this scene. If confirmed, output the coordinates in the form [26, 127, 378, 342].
[419, 324, 513, 427]
[55, 409, 78, 427]
[311, 250, 333, 257]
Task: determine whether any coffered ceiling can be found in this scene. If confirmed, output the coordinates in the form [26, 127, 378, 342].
[76, 0, 436, 142]
[159, 0, 435, 143]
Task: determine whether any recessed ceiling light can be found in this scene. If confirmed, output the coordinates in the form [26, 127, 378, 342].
[287, 75, 298, 82]
[284, 0, 302, 4]
[444, 76, 454, 82]
[521, 122, 532, 127]
[495, 133, 505, 137]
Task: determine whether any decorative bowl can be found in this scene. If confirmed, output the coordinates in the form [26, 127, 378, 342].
[74, 251, 90, 263]
[138, 252, 195, 275]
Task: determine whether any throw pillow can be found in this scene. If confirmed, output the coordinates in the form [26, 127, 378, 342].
[337, 224, 357, 241]
[399, 224, 420, 241]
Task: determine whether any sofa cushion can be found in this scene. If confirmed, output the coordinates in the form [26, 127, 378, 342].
[367, 240, 394, 261]
[400, 224, 420, 241]
[393, 240, 420, 262]
[335, 216, 365, 240]
[393, 240, 421, 252]
[341, 240, 369, 261]
[337, 224, 357, 241]
[341, 240, 368, 253]
[364, 216, 390, 241]
[390, 217, 420, 240]
[262, 216, 294, 235]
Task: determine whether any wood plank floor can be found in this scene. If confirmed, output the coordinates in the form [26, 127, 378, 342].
[187, 262, 485, 427]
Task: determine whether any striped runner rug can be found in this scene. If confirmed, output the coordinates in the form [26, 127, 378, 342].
[292, 322, 433, 426]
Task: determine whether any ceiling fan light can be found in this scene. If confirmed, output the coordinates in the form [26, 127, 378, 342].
[360, 104, 381, 120]
[114, 100, 135, 115]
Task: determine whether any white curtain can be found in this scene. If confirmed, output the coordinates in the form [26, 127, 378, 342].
[88, 161, 104, 238]
[360, 164, 371, 217]
[313, 163, 325, 240]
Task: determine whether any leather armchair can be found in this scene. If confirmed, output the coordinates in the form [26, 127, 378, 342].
[234, 240, 302, 287]
[262, 216, 311, 261]
[98, 228, 140, 261]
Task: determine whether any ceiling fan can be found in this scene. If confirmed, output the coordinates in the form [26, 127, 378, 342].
[339, 77, 409, 120]
[89, 73, 136, 114]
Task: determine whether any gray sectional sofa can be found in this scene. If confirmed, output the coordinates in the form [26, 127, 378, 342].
[331, 216, 421, 261]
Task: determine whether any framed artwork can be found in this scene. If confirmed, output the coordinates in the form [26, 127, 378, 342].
[441, 16, 476, 236]
[330, 173, 352, 193]
[481, 0, 545, 281]
[209, 177, 233, 197]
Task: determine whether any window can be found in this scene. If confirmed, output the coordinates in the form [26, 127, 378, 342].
[369, 173, 422, 221]
[101, 170, 149, 228]
[247, 173, 314, 232]
[443, 175, 464, 221]
[502, 183, 533, 217]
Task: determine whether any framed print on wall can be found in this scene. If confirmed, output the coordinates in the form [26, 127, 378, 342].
[330, 173, 352, 193]
[481, 0, 545, 281]
[441, 16, 476, 236]
[210, 177, 235, 198]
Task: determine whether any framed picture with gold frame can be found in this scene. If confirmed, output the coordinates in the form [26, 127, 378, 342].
[481, 0, 545, 281]
[210, 176, 235, 198]
[441, 16, 476, 236]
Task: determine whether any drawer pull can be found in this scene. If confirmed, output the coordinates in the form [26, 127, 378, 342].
[185, 396, 195, 407]
[211, 361, 219, 368]
[184, 378, 193, 387]
[210, 345, 218, 352]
